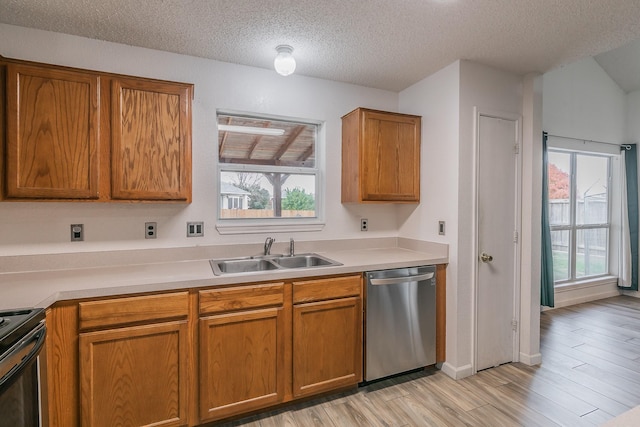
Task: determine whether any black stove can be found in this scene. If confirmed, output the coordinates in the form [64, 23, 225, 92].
[0, 308, 45, 356]
[0, 307, 46, 427]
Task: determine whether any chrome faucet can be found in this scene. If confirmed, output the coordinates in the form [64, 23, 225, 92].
[289, 238, 295, 257]
[264, 237, 275, 256]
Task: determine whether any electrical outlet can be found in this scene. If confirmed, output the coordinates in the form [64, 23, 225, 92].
[438, 221, 446, 236]
[187, 221, 204, 237]
[145, 222, 157, 239]
[360, 218, 368, 231]
[70, 224, 84, 241]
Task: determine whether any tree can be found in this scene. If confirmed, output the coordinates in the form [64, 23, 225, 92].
[233, 174, 270, 209]
[548, 163, 569, 199]
[247, 184, 270, 209]
[282, 187, 315, 211]
[234, 173, 262, 189]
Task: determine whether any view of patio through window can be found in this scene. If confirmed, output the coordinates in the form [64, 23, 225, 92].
[217, 113, 319, 220]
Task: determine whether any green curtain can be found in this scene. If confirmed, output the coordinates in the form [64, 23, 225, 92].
[541, 132, 555, 307]
[624, 144, 638, 291]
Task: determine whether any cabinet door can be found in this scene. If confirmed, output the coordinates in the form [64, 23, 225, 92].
[293, 297, 362, 398]
[361, 110, 420, 202]
[5, 63, 100, 199]
[79, 321, 189, 427]
[111, 77, 191, 201]
[199, 308, 284, 422]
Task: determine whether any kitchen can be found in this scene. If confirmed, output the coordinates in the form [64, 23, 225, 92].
[2, 1, 640, 426]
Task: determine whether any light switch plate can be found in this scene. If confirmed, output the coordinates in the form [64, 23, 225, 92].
[70, 224, 84, 241]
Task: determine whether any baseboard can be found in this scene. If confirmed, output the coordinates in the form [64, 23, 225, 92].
[519, 352, 542, 366]
[621, 290, 640, 298]
[440, 362, 473, 380]
[554, 280, 620, 308]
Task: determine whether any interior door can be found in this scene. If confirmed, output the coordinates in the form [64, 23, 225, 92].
[476, 114, 519, 371]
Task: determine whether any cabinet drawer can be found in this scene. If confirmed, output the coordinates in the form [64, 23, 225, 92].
[199, 283, 284, 315]
[79, 291, 189, 330]
[293, 275, 361, 304]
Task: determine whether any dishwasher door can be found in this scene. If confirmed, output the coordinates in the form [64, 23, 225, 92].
[365, 265, 436, 381]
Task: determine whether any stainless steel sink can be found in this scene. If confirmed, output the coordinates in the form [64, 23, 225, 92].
[272, 253, 339, 269]
[210, 253, 341, 275]
[210, 258, 281, 275]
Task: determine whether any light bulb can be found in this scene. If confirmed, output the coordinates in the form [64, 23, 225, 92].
[274, 45, 296, 76]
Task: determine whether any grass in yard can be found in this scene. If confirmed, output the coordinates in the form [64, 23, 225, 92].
[552, 250, 606, 282]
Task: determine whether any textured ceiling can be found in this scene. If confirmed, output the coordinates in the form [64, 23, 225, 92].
[595, 38, 640, 93]
[2, 0, 640, 91]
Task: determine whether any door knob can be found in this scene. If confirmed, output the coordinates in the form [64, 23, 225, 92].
[480, 252, 493, 263]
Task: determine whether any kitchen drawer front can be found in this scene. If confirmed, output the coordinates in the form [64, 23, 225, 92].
[199, 282, 285, 315]
[293, 275, 361, 304]
[79, 291, 189, 330]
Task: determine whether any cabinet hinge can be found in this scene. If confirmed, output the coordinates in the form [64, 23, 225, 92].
[512, 319, 518, 331]
[514, 143, 520, 154]
[513, 231, 518, 243]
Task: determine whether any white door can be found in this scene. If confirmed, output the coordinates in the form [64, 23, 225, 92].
[476, 114, 519, 371]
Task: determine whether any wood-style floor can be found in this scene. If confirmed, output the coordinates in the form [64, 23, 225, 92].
[216, 295, 640, 426]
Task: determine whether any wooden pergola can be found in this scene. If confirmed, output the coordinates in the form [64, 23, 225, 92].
[218, 114, 316, 215]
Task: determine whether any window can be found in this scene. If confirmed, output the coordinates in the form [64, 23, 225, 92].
[548, 150, 611, 283]
[216, 112, 321, 230]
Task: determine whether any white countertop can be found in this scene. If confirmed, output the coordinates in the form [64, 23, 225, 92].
[0, 241, 448, 310]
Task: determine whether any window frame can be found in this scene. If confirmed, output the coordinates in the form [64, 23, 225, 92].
[548, 149, 612, 285]
[215, 110, 325, 235]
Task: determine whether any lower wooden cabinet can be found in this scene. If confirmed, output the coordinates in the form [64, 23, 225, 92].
[292, 275, 363, 398]
[44, 274, 369, 426]
[76, 291, 191, 427]
[79, 321, 189, 427]
[293, 296, 362, 397]
[199, 308, 285, 421]
[198, 283, 286, 423]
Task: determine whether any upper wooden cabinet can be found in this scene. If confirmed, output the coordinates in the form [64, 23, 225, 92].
[1, 57, 193, 202]
[5, 63, 101, 199]
[111, 77, 191, 201]
[342, 107, 421, 203]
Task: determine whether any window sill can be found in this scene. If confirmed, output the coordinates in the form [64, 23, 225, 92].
[554, 275, 618, 293]
[215, 220, 325, 235]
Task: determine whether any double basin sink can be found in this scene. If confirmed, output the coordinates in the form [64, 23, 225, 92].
[210, 253, 342, 276]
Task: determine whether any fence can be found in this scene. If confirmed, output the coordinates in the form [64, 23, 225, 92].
[549, 198, 608, 278]
[220, 209, 316, 219]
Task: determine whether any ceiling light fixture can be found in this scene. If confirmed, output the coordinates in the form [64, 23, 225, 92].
[274, 45, 296, 76]
[218, 124, 285, 136]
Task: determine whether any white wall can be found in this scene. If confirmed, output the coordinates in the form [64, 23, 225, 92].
[0, 24, 402, 256]
[520, 73, 543, 365]
[455, 61, 523, 376]
[544, 57, 626, 143]
[543, 57, 627, 305]
[399, 60, 526, 378]
[627, 90, 640, 142]
[398, 60, 461, 373]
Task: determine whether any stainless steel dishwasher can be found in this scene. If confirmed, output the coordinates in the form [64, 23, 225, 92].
[365, 265, 436, 381]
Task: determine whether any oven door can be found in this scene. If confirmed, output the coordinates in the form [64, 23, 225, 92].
[0, 321, 47, 427]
